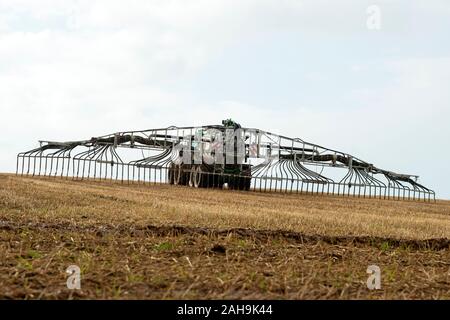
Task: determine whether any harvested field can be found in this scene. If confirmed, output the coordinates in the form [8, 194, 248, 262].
[0, 174, 449, 299]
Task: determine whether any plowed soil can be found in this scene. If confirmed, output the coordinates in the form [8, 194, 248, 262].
[1, 174, 449, 299]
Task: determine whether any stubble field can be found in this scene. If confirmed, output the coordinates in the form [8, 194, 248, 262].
[0, 173, 449, 299]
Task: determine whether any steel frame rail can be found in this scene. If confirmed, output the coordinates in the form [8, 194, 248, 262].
[16, 124, 435, 202]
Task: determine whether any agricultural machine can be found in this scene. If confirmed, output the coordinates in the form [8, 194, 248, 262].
[17, 119, 435, 201]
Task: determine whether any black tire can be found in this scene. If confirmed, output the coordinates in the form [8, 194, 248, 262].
[168, 163, 174, 184]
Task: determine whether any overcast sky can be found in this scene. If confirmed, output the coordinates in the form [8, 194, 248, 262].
[1, 0, 449, 198]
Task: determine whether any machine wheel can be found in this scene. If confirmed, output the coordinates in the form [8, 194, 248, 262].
[168, 164, 174, 184]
